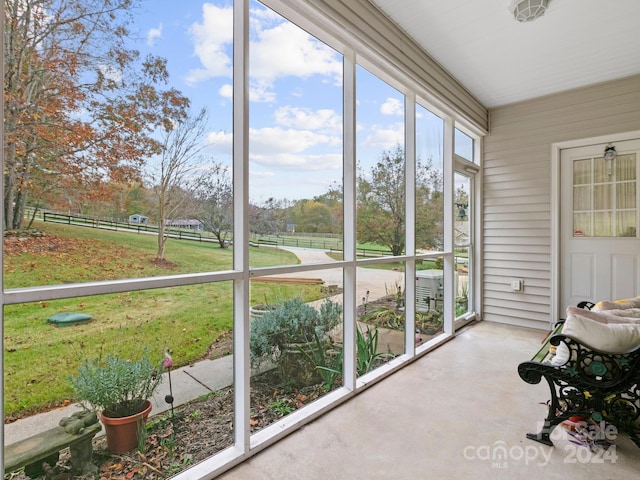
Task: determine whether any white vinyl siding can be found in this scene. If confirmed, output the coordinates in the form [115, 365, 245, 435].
[483, 74, 640, 330]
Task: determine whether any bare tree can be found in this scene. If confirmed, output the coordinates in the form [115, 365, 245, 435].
[151, 107, 209, 262]
[249, 197, 289, 236]
[194, 164, 233, 248]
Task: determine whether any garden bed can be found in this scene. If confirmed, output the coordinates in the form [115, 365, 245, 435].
[8, 368, 329, 480]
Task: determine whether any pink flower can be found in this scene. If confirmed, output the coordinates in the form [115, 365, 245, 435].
[163, 350, 173, 369]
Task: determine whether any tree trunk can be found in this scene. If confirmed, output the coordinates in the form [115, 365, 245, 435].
[156, 221, 166, 261]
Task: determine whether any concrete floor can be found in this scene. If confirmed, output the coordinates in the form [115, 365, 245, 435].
[218, 321, 640, 480]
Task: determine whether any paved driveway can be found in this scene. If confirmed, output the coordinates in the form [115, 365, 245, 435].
[274, 246, 405, 303]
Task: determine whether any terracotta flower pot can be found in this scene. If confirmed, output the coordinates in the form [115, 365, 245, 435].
[100, 400, 152, 453]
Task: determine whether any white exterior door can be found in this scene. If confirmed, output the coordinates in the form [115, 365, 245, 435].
[560, 139, 640, 312]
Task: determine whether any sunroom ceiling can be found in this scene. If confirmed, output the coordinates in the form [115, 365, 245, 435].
[369, 0, 640, 108]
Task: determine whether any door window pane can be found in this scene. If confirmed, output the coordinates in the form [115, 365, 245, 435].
[454, 172, 471, 319]
[572, 153, 637, 237]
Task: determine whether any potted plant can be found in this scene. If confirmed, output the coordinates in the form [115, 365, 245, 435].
[69, 350, 162, 453]
[250, 297, 342, 386]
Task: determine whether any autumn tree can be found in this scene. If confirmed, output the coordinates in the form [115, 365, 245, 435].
[289, 200, 333, 233]
[357, 144, 442, 255]
[309, 186, 343, 234]
[151, 107, 210, 262]
[3, 0, 189, 230]
[194, 164, 233, 248]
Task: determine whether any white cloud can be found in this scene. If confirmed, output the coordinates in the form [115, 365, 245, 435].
[250, 127, 332, 155]
[274, 106, 341, 134]
[218, 84, 233, 99]
[146, 23, 163, 46]
[361, 123, 405, 149]
[186, 4, 341, 95]
[98, 64, 122, 83]
[251, 153, 342, 171]
[251, 170, 275, 179]
[205, 126, 341, 167]
[185, 4, 233, 85]
[381, 97, 403, 116]
[216, 82, 278, 103]
[250, 22, 342, 84]
[206, 130, 233, 157]
[249, 81, 277, 103]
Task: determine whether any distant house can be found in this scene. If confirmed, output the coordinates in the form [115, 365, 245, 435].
[129, 214, 148, 225]
[165, 219, 204, 231]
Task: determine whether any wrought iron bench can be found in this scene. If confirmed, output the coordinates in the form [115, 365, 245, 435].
[518, 313, 640, 448]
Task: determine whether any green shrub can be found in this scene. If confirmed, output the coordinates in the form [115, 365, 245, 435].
[249, 297, 342, 368]
[70, 350, 162, 418]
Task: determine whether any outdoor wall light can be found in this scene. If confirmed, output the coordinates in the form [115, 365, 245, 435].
[510, 0, 550, 22]
[604, 144, 617, 176]
[604, 144, 617, 162]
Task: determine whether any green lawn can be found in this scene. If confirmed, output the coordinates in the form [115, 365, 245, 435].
[3, 222, 323, 419]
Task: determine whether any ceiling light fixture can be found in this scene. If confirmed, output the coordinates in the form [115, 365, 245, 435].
[510, 0, 550, 22]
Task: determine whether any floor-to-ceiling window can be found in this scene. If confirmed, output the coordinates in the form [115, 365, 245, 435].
[453, 127, 479, 325]
[2, 0, 482, 477]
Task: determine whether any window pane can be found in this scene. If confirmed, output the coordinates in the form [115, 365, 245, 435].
[573, 186, 591, 211]
[573, 159, 591, 184]
[356, 65, 405, 258]
[4, 0, 235, 288]
[617, 154, 637, 181]
[416, 104, 444, 254]
[573, 212, 591, 236]
[249, 271, 344, 429]
[454, 128, 473, 162]
[594, 156, 609, 182]
[594, 212, 612, 236]
[617, 211, 637, 237]
[4, 283, 235, 468]
[248, 3, 343, 267]
[572, 153, 637, 238]
[593, 184, 612, 210]
[617, 182, 636, 209]
[415, 260, 445, 341]
[455, 247, 470, 318]
[357, 262, 404, 368]
[454, 172, 471, 319]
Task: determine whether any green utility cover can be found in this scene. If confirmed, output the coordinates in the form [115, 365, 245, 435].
[47, 312, 93, 327]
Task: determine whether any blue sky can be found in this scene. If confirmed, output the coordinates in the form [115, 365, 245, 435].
[132, 0, 447, 201]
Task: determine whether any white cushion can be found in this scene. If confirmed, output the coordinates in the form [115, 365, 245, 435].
[596, 295, 640, 311]
[566, 306, 640, 323]
[551, 308, 640, 365]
